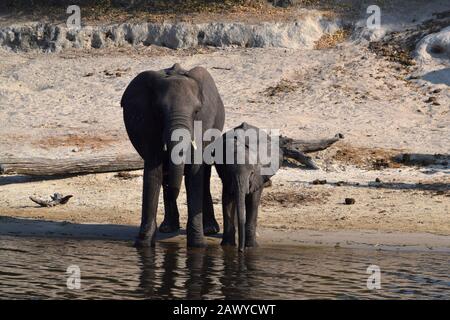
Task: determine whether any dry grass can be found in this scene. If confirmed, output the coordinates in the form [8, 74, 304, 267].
[314, 28, 350, 50]
[35, 134, 116, 151]
[263, 79, 299, 97]
[2, 0, 290, 25]
[332, 143, 404, 169]
[368, 15, 450, 67]
[57, 44, 217, 60]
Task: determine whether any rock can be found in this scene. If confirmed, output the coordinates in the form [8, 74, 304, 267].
[415, 26, 450, 83]
[425, 96, 437, 103]
[91, 30, 105, 48]
[375, 177, 381, 183]
[312, 179, 327, 185]
[344, 198, 356, 205]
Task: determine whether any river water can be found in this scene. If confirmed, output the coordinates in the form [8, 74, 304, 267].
[0, 236, 448, 299]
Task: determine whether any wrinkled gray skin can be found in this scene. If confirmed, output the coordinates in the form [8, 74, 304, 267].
[214, 123, 280, 252]
[121, 64, 225, 248]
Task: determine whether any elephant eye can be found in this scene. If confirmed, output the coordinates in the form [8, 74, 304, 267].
[193, 103, 202, 114]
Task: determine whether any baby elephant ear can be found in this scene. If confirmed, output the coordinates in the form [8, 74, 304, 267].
[233, 122, 250, 133]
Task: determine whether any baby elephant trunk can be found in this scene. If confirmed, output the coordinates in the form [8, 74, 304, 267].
[233, 173, 250, 252]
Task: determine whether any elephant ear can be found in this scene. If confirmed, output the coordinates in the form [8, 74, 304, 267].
[121, 71, 165, 160]
[249, 170, 266, 193]
[234, 122, 281, 177]
[234, 122, 271, 154]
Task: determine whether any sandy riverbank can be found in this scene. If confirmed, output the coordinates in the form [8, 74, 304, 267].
[0, 166, 449, 249]
[2, 215, 450, 252]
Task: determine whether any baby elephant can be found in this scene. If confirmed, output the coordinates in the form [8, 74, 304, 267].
[214, 122, 315, 252]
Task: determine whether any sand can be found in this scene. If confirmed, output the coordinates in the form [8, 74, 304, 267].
[0, 3, 449, 251]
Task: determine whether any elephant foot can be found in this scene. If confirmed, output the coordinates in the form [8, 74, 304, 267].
[245, 239, 259, 248]
[158, 219, 180, 233]
[133, 237, 155, 248]
[203, 219, 220, 235]
[220, 239, 236, 247]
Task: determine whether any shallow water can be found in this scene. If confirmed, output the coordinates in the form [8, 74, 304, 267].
[0, 236, 449, 299]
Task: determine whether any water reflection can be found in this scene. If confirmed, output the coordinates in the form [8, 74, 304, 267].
[136, 246, 262, 299]
[0, 236, 449, 299]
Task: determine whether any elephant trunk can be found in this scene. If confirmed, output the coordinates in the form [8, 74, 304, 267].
[234, 173, 249, 252]
[167, 148, 184, 200]
[165, 114, 193, 201]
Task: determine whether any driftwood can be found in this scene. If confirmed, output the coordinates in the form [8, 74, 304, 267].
[30, 193, 73, 207]
[280, 133, 343, 169]
[0, 154, 144, 176]
[280, 133, 344, 154]
[0, 134, 343, 176]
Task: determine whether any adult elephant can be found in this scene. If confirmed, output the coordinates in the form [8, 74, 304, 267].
[121, 63, 224, 248]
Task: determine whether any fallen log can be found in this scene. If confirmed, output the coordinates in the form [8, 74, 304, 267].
[0, 154, 144, 176]
[280, 133, 344, 154]
[280, 133, 343, 169]
[0, 134, 343, 176]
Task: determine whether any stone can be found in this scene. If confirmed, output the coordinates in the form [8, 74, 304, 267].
[345, 198, 356, 205]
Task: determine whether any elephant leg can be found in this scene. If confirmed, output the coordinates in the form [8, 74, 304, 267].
[202, 165, 220, 235]
[135, 161, 163, 248]
[245, 188, 262, 248]
[185, 164, 206, 247]
[159, 172, 181, 233]
[220, 186, 236, 246]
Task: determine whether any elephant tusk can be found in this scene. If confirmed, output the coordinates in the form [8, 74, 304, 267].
[191, 140, 197, 150]
[163, 143, 167, 151]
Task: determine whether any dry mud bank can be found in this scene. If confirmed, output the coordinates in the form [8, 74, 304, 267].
[0, 10, 339, 51]
[0, 2, 449, 248]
